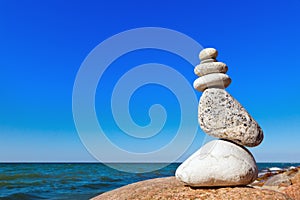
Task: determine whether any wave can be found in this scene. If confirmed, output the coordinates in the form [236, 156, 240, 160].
[99, 176, 122, 182]
[0, 193, 45, 200]
[81, 183, 112, 189]
[0, 173, 52, 181]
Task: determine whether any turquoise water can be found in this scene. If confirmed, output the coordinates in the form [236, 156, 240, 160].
[0, 163, 298, 200]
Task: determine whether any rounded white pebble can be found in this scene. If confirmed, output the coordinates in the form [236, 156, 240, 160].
[193, 73, 231, 92]
[194, 62, 228, 76]
[199, 48, 218, 60]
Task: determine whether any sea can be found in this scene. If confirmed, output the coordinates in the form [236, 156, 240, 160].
[0, 163, 299, 200]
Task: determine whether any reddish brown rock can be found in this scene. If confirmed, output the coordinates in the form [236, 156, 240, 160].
[92, 177, 292, 200]
[283, 184, 300, 200]
[291, 171, 300, 185]
[285, 168, 299, 177]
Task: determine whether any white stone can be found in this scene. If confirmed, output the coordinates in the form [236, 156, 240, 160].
[175, 139, 258, 187]
[193, 73, 231, 92]
[200, 58, 216, 64]
[199, 48, 218, 60]
[199, 88, 264, 147]
[194, 62, 228, 76]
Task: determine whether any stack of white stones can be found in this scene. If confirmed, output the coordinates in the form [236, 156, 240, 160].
[176, 48, 264, 187]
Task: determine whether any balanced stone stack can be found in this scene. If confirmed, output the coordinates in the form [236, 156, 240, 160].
[176, 48, 264, 187]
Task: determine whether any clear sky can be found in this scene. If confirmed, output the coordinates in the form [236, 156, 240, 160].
[1, 0, 300, 163]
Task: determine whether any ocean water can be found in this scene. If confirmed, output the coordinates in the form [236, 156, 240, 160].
[0, 163, 299, 200]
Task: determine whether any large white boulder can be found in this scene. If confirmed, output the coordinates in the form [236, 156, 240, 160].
[175, 139, 258, 187]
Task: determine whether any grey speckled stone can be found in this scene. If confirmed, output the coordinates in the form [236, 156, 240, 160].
[198, 88, 264, 147]
[199, 48, 218, 60]
[175, 139, 258, 187]
[264, 173, 291, 187]
[193, 73, 231, 92]
[194, 62, 228, 76]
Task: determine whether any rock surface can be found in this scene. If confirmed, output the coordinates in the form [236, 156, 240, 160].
[291, 171, 300, 184]
[264, 173, 292, 187]
[175, 139, 258, 187]
[194, 62, 228, 76]
[193, 73, 231, 92]
[283, 184, 300, 200]
[251, 166, 300, 188]
[198, 88, 263, 147]
[92, 177, 292, 200]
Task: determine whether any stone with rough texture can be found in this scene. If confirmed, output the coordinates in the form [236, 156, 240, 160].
[264, 173, 292, 186]
[175, 139, 258, 187]
[283, 184, 300, 200]
[92, 177, 292, 200]
[291, 171, 300, 184]
[193, 73, 231, 92]
[194, 62, 228, 76]
[199, 48, 218, 60]
[199, 88, 264, 147]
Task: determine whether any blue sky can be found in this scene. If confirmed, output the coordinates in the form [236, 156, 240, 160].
[0, 0, 300, 162]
